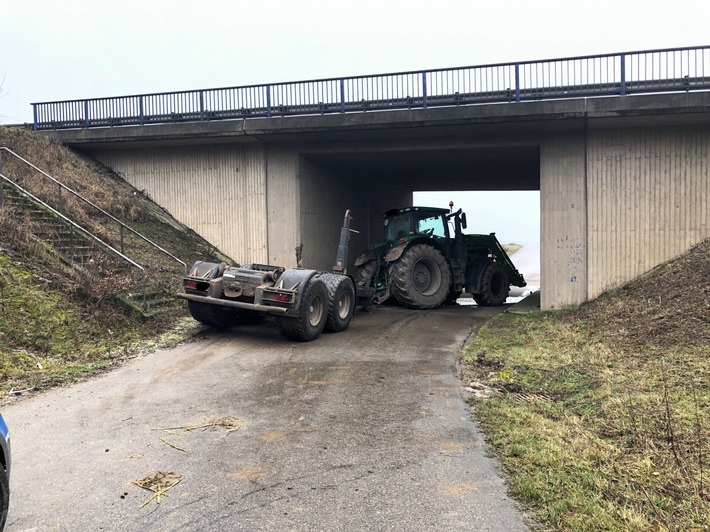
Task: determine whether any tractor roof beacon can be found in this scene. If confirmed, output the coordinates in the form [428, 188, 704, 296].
[353, 205, 526, 309]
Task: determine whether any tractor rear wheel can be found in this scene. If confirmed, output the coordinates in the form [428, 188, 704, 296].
[321, 273, 356, 332]
[390, 244, 451, 309]
[276, 278, 328, 341]
[473, 261, 510, 306]
[187, 300, 238, 328]
[354, 260, 377, 288]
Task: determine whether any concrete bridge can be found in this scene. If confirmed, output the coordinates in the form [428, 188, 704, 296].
[39, 48, 710, 310]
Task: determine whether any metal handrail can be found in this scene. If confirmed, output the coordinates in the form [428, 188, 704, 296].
[0, 147, 186, 273]
[31, 45, 710, 130]
[0, 172, 147, 309]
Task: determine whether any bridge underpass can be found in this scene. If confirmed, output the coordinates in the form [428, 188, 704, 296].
[298, 141, 542, 298]
[40, 89, 710, 310]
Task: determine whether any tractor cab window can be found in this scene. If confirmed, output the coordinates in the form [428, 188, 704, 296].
[384, 214, 413, 240]
[416, 214, 447, 238]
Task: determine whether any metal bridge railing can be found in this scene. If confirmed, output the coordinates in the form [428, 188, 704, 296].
[32, 46, 710, 131]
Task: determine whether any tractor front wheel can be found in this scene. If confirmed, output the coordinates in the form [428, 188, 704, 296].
[390, 244, 451, 309]
[473, 261, 510, 306]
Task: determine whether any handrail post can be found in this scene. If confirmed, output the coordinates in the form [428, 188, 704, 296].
[120, 225, 125, 254]
[58, 184, 63, 213]
[340, 79, 345, 113]
[139, 96, 145, 125]
[515, 64, 521, 102]
[199, 90, 205, 121]
[422, 72, 428, 108]
[620, 53, 627, 95]
[33, 105, 38, 131]
[142, 273, 147, 312]
[84, 100, 89, 128]
[266, 85, 272, 117]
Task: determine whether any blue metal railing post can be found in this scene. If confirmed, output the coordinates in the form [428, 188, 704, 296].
[422, 72, 428, 108]
[266, 85, 272, 117]
[199, 90, 205, 121]
[33, 105, 38, 130]
[340, 79, 345, 113]
[515, 64, 521, 102]
[84, 100, 89, 128]
[620, 54, 627, 95]
[139, 96, 144, 125]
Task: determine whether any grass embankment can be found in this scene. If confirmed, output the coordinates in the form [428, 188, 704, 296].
[462, 239, 709, 531]
[0, 252, 199, 395]
[0, 127, 227, 397]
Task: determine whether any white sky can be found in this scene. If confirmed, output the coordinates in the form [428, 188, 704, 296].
[1, 0, 707, 245]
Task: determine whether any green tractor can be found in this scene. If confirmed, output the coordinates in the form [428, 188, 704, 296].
[353, 205, 526, 309]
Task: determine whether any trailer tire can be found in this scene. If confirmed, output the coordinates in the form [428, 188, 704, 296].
[276, 279, 328, 341]
[473, 261, 510, 306]
[321, 273, 355, 332]
[390, 244, 451, 309]
[187, 300, 238, 328]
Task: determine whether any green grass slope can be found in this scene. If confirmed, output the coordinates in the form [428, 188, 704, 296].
[462, 239, 709, 530]
[0, 127, 228, 396]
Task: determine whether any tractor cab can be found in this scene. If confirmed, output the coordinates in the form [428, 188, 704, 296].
[383, 207, 452, 241]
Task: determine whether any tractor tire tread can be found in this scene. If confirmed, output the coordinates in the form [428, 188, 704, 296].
[390, 244, 451, 309]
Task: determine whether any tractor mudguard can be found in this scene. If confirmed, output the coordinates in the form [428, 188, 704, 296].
[465, 259, 490, 294]
[385, 237, 447, 263]
[354, 248, 382, 267]
[384, 242, 408, 262]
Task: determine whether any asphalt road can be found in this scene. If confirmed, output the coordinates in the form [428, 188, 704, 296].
[3, 304, 528, 531]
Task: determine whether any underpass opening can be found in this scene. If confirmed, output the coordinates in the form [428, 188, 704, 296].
[299, 144, 541, 303]
[414, 190, 541, 303]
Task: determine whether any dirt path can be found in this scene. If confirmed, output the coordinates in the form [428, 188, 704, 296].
[4, 305, 528, 531]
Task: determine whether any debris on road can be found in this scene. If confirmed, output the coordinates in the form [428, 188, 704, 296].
[132, 471, 183, 508]
[159, 438, 186, 452]
[159, 416, 245, 440]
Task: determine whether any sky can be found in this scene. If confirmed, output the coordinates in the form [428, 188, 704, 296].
[1, 0, 707, 246]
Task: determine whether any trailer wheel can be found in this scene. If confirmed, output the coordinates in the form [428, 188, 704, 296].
[187, 300, 238, 328]
[390, 244, 451, 309]
[276, 279, 328, 341]
[321, 273, 355, 332]
[473, 261, 510, 306]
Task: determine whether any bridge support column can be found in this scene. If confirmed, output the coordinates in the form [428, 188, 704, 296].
[540, 128, 588, 310]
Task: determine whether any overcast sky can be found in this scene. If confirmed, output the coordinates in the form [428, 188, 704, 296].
[1, 0, 707, 245]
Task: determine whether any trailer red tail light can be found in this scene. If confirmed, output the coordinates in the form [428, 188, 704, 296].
[185, 280, 198, 289]
[275, 293, 289, 302]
